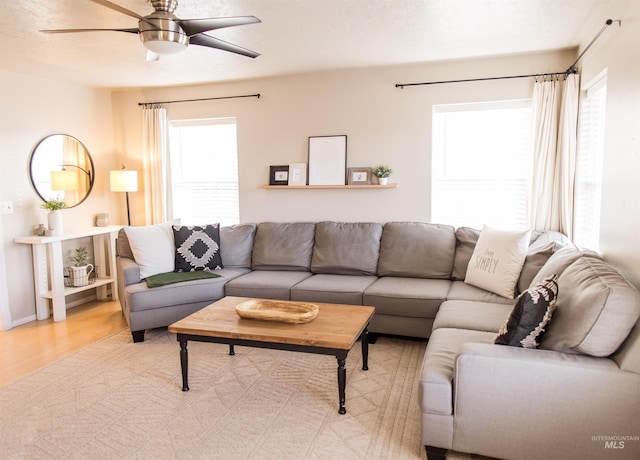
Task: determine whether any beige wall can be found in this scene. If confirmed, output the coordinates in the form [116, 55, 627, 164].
[0, 71, 118, 326]
[112, 50, 574, 226]
[579, 1, 640, 288]
[2, 14, 639, 327]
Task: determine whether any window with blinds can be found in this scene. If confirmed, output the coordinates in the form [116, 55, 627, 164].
[574, 73, 607, 250]
[431, 100, 533, 230]
[168, 118, 240, 226]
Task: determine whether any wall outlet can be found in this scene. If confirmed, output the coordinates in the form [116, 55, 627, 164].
[0, 202, 14, 214]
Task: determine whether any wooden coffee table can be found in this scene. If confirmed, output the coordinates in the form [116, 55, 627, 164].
[168, 296, 375, 414]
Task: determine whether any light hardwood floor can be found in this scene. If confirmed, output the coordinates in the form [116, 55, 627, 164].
[0, 300, 127, 387]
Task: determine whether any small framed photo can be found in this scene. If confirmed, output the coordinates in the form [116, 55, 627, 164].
[288, 163, 307, 186]
[347, 167, 372, 185]
[269, 165, 290, 185]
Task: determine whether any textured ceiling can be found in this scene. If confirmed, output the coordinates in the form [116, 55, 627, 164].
[0, 0, 615, 89]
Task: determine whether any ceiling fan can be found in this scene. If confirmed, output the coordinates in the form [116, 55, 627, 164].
[41, 0, 261, 61]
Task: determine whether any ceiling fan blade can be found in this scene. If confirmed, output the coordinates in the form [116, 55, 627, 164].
[88, 0, 146, 21]
[189, 33, 260, 58]
[87, 0, 159, 30]
[176, 16, 261, 37]
[41, 28, 139, 34]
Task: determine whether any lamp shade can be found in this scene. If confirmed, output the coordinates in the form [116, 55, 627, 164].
[110, 170, 138, 192]
[51, 170, 79, 191]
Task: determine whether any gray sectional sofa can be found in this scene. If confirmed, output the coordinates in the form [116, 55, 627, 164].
[115, 221, 640, 460]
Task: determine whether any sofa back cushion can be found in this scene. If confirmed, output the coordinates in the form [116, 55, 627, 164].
[252, 222, 315, 271]
[529, 244, 598, 287]
[541, 256, 640, 357]
[116, 228, 134, 260]
[451, 227, 481, 281]
[220, 223, 256, 269]
[311, 222, 383, 275]
[377, 222, 456, 279]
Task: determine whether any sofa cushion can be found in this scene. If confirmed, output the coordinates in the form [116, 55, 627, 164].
[252, 222, 315, 271]
[290, 274, 377, 305]
[123, 221, 178, 279]
[116, 228, 134, 260]
[220, 223, 256, 268]
[420, 328, 497, 415]
[451, 227, 480, 281]
[364, 277, 451, 318]
[517, 231, 570, 293]
[173, 224, 223, 272]
[528, 244, 599, 288]
[541, 256, 640, 357]
[495, 274, 559, 348]
[433, 300, 512, 333]
[464, 225, 531, 299]
[224, 270, 313, 300]
[446, 281, 514, 305]
[377, 222, 456, 279]
[311, 222, 383, 275]
[125, 267, 248, 312]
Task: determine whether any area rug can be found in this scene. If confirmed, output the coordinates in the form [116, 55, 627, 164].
[1, 328, 432, 460]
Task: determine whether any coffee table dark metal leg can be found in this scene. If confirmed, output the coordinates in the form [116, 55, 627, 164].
[337, 357, 347, 414]
[361, 327, 369, 371]
[179, 338, 190, 392]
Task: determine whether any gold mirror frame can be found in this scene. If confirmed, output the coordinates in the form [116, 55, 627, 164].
[29, 134, 95, 208]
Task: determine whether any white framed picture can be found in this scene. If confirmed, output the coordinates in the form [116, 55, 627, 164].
[308, 135, 347, 185]
[288, 163, 307, 186]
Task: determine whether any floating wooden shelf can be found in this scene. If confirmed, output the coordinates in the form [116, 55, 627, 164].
[261, 183, 399, 190]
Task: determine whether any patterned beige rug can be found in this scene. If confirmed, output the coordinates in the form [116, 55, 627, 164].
[1, 328, 433, 459]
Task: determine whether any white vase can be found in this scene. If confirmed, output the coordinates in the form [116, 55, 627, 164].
[47, 210, 63, 235]
[378, 177, 389, 185]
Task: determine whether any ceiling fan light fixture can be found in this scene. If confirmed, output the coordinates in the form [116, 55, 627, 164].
[139, 16, 188, 55]
[142, 34, 188, 54]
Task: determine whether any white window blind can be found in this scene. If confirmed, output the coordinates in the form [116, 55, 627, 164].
[168, 118, 239, 226]
[574, 74, 607, 250]
[431, 100, 533, 230]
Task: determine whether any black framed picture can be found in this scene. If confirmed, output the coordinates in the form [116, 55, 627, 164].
[269, 165, 290, 185]
[308, 135, 347, 185]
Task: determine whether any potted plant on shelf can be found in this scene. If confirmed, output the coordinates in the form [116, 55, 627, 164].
[41, 199, 66, 235]
[372, 164, 393, 185]
[68, 246, 94, 287]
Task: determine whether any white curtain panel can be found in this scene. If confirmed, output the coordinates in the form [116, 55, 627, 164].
[142, 105, 168, 225]
[529, 73, 580, 238]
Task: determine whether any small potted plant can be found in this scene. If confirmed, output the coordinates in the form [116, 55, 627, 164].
[68, 246, 94, 287]
[41, 199, 66, 235]
[372, 164, 393, 185]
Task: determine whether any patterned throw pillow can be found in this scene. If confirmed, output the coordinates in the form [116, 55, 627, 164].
[173, 224, 223, 272]
[495, 274, 559, 348]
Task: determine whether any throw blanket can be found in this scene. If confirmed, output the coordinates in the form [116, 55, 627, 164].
[145, 271, 221, 288]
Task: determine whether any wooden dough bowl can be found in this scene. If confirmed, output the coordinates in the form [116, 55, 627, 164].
[235, 299, 319, 324]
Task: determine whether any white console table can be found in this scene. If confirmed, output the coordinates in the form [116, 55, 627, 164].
[15, 225, 121, 322]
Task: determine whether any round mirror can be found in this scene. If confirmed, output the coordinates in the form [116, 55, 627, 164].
[29, 134, 95, 208]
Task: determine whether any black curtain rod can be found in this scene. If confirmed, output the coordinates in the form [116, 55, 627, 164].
[396, 71, 571, 88]
[396, 18, 620, 89]
[138, 93, 260, 106]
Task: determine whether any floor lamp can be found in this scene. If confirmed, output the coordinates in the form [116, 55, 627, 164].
[110, 165, 138, 225]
